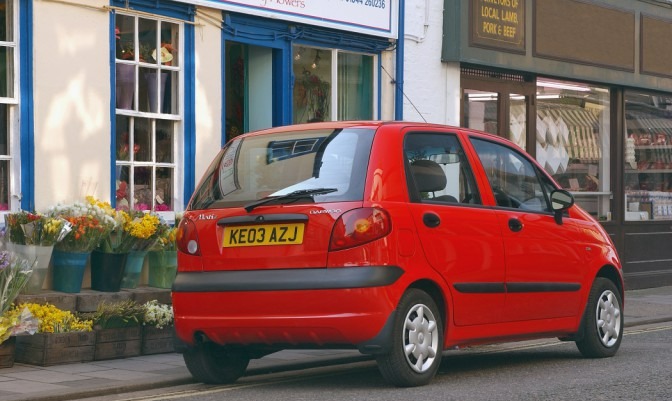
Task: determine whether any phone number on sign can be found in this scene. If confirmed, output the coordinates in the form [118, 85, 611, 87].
[342, 0, 386, 9]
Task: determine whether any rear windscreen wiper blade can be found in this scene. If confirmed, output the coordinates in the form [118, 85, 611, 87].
[244, 188, 338, 212]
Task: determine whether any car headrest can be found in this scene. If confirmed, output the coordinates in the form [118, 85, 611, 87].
[410, 159, 447, 193]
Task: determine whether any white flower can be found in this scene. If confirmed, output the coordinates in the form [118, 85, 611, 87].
[143, 300, 173, 329]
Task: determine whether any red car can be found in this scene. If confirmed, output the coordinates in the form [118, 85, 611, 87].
[172, 121, 623, 387]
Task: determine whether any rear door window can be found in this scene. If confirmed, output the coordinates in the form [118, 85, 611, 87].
[189, 128, 375, 210]
[404, 132, 481, 205]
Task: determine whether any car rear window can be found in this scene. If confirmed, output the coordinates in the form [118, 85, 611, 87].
[189, 128, 375, 210]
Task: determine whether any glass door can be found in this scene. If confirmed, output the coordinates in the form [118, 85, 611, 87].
[225, 43, 275, 143]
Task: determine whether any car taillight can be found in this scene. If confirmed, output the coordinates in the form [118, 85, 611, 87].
[329, 207, 391, 251]
[177, 216, 201, 255]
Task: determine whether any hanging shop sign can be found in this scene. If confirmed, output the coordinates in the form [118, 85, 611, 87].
[179, 0, 398, 38]
[470, 0, 525, 53]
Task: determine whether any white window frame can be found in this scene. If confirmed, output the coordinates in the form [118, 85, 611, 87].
[114, 11, 184, 219]
[0, 0, 20, 216]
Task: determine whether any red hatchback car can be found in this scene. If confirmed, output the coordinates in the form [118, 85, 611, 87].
[172, 121, 623, 387]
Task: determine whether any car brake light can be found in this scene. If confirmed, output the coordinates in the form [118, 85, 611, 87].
[329, 207, 391, 251]
[177, 216, 201, 255]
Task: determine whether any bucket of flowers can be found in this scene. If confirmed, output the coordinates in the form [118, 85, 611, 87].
[86, 197, 135, 292]
[147, 216, 178, 289]
[45, 200, 115, 293]
[4, 211, 68, 294]
[120, 211, 162, 289]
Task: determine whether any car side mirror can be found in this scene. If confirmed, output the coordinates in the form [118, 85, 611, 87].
[550, 189, 575, 225]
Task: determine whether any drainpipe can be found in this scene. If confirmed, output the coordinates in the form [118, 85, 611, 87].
[395, 0, 405, 120]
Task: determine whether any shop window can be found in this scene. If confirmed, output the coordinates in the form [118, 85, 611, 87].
[292, 46, 375, 123]
[0, 0, 16, 212]
[337, 52, 373, 120]
[624, 92, 672, 221]
[462, 90, 528, 150]
[536, 78, 611, 221]
[463, 89, 498, 135]
[114, 12, 180, 211]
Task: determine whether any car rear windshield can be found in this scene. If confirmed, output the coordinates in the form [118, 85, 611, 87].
[188, 128, 375, 210]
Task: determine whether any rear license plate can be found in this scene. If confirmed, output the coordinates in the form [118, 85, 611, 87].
[222, 223, 305, 247]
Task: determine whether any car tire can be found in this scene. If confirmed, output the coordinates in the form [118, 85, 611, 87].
[183, 342, 250, 384]
[376, 288, 443, 387]
[575, 277, 623, 358]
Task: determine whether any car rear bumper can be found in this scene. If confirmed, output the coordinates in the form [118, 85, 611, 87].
[172, 266, 404, 349]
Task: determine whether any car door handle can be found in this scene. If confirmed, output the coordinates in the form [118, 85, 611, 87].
[508, 218, 523, 232]
[423, 212, 441, 228]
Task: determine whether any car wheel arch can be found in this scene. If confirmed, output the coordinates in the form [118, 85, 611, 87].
[595, 265, 624, 300]
[407, 279, 449, 340]
[567, 264, 623, 343]
[357, 279, 449, 355]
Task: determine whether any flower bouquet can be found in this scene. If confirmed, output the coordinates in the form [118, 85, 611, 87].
[143, 300, 173, 329]
[16, 303, 93, 333]
[4, 211, 68, 294]
[0, 251, 35, 345]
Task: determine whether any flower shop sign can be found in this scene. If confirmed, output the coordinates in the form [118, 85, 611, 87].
[176, 0, 398, 38]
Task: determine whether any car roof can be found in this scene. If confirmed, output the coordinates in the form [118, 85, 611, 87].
[235, 120, 511, 146]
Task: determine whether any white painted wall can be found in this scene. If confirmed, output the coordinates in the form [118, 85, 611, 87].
[402, 0, 460, 125]
[193, 7, 224, 195]
[33, 0, 111, 210]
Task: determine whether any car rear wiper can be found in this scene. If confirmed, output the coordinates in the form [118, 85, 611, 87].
[244, 188, 338, 212]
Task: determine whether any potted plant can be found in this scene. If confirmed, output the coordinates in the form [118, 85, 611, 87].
[13, 302, 94, 366]
[141, 300, 174, 354]
[86, 300, 145, 360]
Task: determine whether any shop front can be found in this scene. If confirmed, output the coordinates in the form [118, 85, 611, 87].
[189, 1, 397, 144]
[442, 0, 672, 288]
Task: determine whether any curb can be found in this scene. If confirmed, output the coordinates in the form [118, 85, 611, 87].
[6, 355, 374, 401]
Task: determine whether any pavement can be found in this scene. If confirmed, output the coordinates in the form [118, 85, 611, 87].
[0, 285, 671, 401]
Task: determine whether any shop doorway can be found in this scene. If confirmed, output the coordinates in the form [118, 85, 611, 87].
[225, 43, 276, 143]
[461, 67, 536, 153]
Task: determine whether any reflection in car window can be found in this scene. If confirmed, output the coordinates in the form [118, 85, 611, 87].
[471, 138, 552, 212]
[404, 133, 481, 205]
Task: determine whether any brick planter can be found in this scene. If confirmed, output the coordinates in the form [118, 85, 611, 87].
[94, 326, 142, 360]
[141, 326, 175, 355]
[15, 332, 95, 366]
